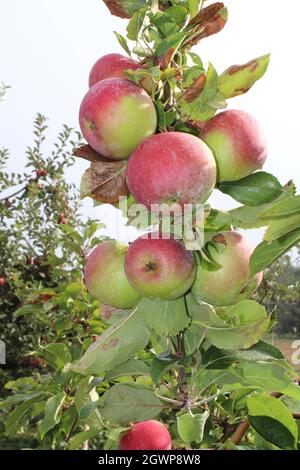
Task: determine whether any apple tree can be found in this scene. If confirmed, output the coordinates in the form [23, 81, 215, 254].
[2, 1, 300, 451]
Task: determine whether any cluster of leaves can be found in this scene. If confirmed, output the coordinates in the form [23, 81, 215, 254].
[1, 0, 300, 451]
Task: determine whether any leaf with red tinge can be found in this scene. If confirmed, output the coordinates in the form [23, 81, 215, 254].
[74, 145, 129, 204]
[181, 73, 206, 102]
[219, 54, 270, 99]
[186, 2, 228, 46]
[102, 0, 147, 19]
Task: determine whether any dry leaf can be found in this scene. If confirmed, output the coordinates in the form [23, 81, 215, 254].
[188, 2, 227, 46]
[181, 73, 207, 102]
[74, 145, 129, 204]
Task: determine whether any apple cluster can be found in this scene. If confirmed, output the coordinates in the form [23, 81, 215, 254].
[79, 53, 265, 311]
[78, 53, 267, 450]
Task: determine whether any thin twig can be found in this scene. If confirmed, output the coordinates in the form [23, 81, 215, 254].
[0, 184, 27, 202]
[194, 392, 220, 407]
[155, 393, 183, 407]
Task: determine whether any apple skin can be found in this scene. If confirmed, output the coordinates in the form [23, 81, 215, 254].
[89, 53, 141, 88]
[84, 241, 141, 309]
[192, 231, 263, 306]
[79, 78, 157, 160]
[200, 109, 267, 182]
[126, 132, 217, 208]
[125, 233, 196, 300]
[119, 420, 172, 451]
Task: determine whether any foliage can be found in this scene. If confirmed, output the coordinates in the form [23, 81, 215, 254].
[1, 0, 300, 451]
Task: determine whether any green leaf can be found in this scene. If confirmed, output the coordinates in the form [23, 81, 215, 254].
[150, 353, 178, 384]
[74, 376, 101, 427]
[264, 213, 300, 241]
[0, 392, 46, 410]
[219, 54, 270, 99]
[114, 31, 132, 57]
[13, 303, 44, 318]
[229, 181, 296, 229]
[188, 296, 270, 350]
[177, 411, 209, 444]
[234, 340, 284, 362]
[202, 346, 235, 369]
[250, 228, 300, 274]
[155, 100, 177, 131]
[5, 395, 45, 435]
[126, 11, 146, 40]
[139, 297, 190, 336]
[68, 428, 100, 450]
[106, 358, 150, 380]
[153, 6, 188, 36]
[72, 306, 150, 375]
[39, 392, 66, 438]
[260, 195, 300, 219]
[155, 32, 186, 57]
[5, 377, 37, 392]
[40, 343, 71, 370]
[100, 383, 163, 424]
[239, 361, 299, 397]
[65, 281, 83, 298]
[218, 172, 283, 206]
[247, 394, 298, 449]
[188, 0, 201, 19]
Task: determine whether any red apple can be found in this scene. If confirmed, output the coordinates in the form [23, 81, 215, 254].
[200, 109, 267, 182]
[84, 241, 141, 309]
[126, 132, 216, 207]
[0, 277, 6, 286]
[125, 233, 196, 300]
[192, 231, 263, 306]
[79, 78, 157, 160]
[89, 53, 141, 88]
[119, 420, 172, 450]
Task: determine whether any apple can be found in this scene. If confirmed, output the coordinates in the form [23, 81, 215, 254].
[119, 420, 172, 450]
[84, 241, 141, 309]
[126, 132, 216, 207]
[192, 231, 263, 306]
[36, 169, 48, 178]
[79, 78, 157, 160]
[125, 233, 196, 299]
[89, 53, 153, 94]
[0, 277, 6, 286]
[200, 109, 267, 182]
[89, 53, 141, 88]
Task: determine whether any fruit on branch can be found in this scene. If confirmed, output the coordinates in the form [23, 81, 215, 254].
[84, 241, 141, 309]
[89, 53, 141, 88]
[192, 231, 263, 306]
[125, 233, 196, 300]
[119, 420, 172, 450]
[89, 53, 153, 94]
[0, 277, 6, 286]
[36, 169, 48, 178]
[200, 109, 267, 182]
[79, 78, 157, 160]
[126, 132, 216, 207]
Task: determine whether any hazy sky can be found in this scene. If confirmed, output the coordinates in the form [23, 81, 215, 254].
[1, 0, 299, 244]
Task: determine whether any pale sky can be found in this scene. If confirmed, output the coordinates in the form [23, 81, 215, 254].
[1, 0, 299, 244]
